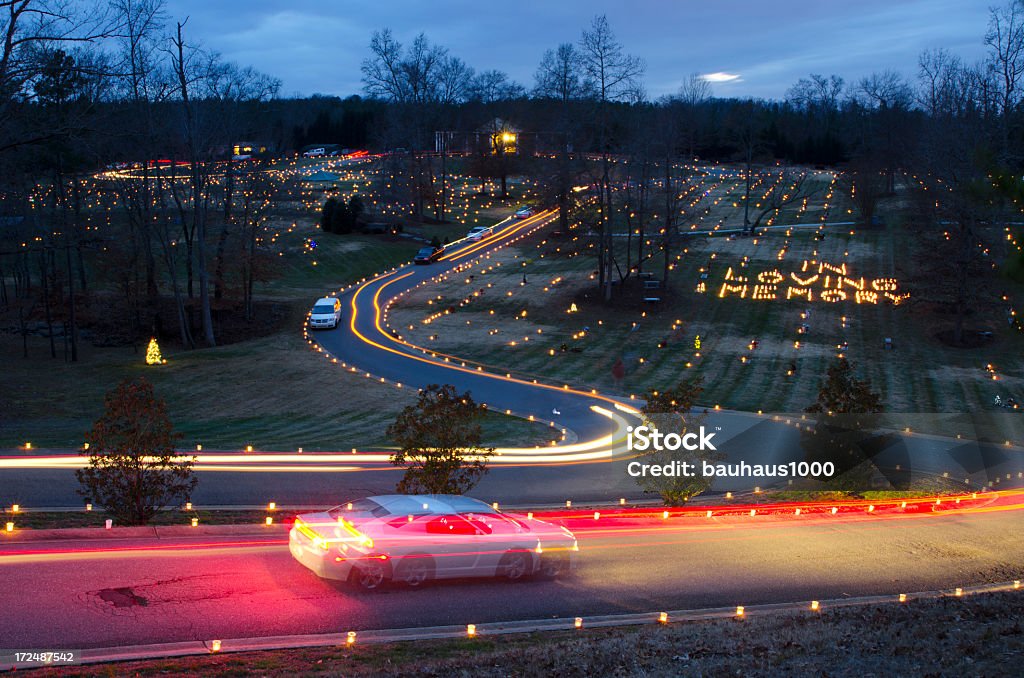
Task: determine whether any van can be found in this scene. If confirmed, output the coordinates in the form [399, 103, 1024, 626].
[309, 297, 342, 329]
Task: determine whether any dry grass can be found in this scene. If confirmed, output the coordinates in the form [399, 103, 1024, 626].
[0, 330, 554, 450]
[35, 591, 1024, 677]
[387, 178, 1024, 442]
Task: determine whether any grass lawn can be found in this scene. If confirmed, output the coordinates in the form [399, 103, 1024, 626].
[387, 174, 1024, 441]
[2, 167, 554, 451]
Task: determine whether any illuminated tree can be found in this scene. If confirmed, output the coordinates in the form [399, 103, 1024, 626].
[145, 337, 163, 365]
[386, 384, 494, 494]
[76, 378, 196, 525]
[636, 377, 720, 505]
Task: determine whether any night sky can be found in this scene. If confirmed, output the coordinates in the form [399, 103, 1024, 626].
[164, 0, 992, 100]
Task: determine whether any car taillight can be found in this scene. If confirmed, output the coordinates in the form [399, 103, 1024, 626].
[338, 517, 374, 549]
[294, 518, 329, 551]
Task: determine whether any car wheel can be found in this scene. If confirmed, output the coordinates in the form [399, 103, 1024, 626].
[498, 551, 531, 581]
[351, 559, 389, 590]
[396, 556, 434, 587]
[538, 555, 569, 579]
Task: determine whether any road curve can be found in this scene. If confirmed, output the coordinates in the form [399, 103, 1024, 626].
[308, 209, 641, 462]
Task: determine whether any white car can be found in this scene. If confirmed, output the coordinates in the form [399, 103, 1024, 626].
[289, 494, 579, 589]
[309, 297, 341, 329]
[466, 226, 493, 242]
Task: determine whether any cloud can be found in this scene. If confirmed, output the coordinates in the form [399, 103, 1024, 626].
[700, 72, 742, 83]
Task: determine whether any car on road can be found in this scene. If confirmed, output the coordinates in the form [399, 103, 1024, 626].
[309, 297, 342, 329]
[414, 246, 443, 264]
[289, 494, 579, 589]
[466, 226, 493, 242]
[514, 206, 536, 219]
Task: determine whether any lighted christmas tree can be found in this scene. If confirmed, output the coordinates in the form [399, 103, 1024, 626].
[145, 338, 164, 365]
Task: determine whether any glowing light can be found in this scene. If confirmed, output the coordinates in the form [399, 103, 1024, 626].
[467, 624, 477, 637]
[955, 587, 963, 597]
[191, 517, 198, 527]
[210, 640, 221, 653]
[899, 593, 907, 602]
[145, 338, 165, 365]
[810, 600, 819, 611]
[5, 522, 12, 532]
[736, 606, 745, 617]
[347, 631, 356, 645]
[11, 505, 19, 513]
[658, 612, 669, 624]
[268, 502, 276, 511]
[85, 503, 92, 511]
[265, 517, 273, 525]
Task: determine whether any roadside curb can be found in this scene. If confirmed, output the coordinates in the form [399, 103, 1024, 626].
[2, 580, 1019, 671]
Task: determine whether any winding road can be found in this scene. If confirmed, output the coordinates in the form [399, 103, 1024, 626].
[1, 203, 1023, 658]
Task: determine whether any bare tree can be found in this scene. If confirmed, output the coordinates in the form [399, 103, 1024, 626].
[468, 69, 523, 103]
[0, 0, 117, 155]
[985, 0, 1024, 126]
[918, 48, 962, 116]
[672, 73, 711, 159]
[534, 43, 592, 102]
[744, 167, 818, 232]
[578, 14, 645, 300]
[168, 19, 216, 347]
[361, 30, 469, 105]
[534, 43, 591, 233]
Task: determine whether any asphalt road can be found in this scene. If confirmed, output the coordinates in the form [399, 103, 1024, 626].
[1, 500, 1022, 649]
[310, 209, 638, 449]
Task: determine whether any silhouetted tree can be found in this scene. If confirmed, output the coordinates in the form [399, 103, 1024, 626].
[76, 378, 197, 525]
[386, 384, 494, 494]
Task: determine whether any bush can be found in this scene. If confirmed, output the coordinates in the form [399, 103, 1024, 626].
[76, 378, 197, 525]
[386, 384, 494, 494]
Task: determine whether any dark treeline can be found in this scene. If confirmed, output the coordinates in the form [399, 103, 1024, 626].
[3, 2, 1024, 358]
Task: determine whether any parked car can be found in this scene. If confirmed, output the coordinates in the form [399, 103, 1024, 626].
[466, 226, 493, 242]
[414, 246, 443, 264]
[290, 494, 579, 589]
[514, 206, 536, 219]
[309, 297, 342, 329]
